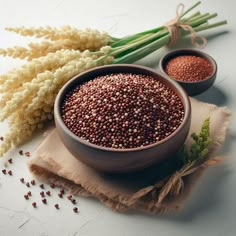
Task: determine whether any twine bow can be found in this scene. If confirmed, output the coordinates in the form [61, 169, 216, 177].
[165, 3, 207, 48]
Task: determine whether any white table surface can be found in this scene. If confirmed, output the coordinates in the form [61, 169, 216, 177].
[0, 0, 236, 235]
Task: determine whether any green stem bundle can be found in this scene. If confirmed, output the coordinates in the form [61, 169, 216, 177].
[107, 1, 227, 64]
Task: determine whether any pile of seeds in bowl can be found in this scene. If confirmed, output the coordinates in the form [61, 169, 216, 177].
[61, 73, 185, 149]
[164, 55, 213, 82]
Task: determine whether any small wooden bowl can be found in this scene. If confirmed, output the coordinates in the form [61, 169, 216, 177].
[54, 64, 191, 173]
[159, 49, 217, 96]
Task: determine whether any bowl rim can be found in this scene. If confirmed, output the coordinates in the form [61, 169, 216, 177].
[159, 48, 217, 84]
[54, 64, 191, 153]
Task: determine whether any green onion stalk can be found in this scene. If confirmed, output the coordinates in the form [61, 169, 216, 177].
[96, 1, 227, 65]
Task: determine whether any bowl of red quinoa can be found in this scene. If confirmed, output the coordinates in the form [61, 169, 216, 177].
[159, 48, 217, 96]
[54, 64, 191, 173]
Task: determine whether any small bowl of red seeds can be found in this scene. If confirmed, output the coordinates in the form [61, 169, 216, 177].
[54, 64, 191, 173]
[159, 48, 217, 96]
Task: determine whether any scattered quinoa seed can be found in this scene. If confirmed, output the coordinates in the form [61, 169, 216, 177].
[50, 183, 55, 188]
[42, 198, 47, 204]
[25, 151, 30, 157]
[71, 199, 77, 205]
[60, 189, 65, 195]
[8, 158, 13, 164]
[8, 170, 12, 175]
[16, 177, 79, 214]
[2, 169, 7, 174]
[73, 207, 78, 213]
[19, 150, 23, 155]
[39, 184, 44, 189]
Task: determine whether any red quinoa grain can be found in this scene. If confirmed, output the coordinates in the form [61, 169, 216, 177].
[40, 191, 45, 197]
[164, 55, 213, 82]
[42, 198, 47, 204]
[71, 199, 77, 205]
[61, 73, 184, 149]
[19, 150, 23, 155]
[60, 189, 65, 195]
[39, 184, 44, 189]
[73, 207, 78, 213]
[25, 151, 31, 157]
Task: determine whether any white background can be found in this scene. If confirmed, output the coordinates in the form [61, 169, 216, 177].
[0, 0, 236, 235]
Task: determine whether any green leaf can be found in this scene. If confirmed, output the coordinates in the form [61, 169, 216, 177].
[183, 117, 211, 164]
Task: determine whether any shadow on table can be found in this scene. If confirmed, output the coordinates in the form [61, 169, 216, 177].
[126, 161, 232, 222]
[162, 162, 232, 222]
[124, 127, 235, 221]
[194, 85, 229, 106]
[131, 129, 235, 222]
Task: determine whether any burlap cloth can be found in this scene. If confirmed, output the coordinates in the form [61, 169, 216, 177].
[28, 98, 232, 214]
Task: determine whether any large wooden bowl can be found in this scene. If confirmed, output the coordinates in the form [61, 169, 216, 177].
[54, 64, 191, 173]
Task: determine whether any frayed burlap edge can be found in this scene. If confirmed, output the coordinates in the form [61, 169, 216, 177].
[29, 155, 225, 214]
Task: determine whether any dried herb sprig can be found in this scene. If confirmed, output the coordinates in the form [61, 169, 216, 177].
[130, 117, 215, 205]
[157, 117, 213, 204]
[183, 117, 211, 164]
